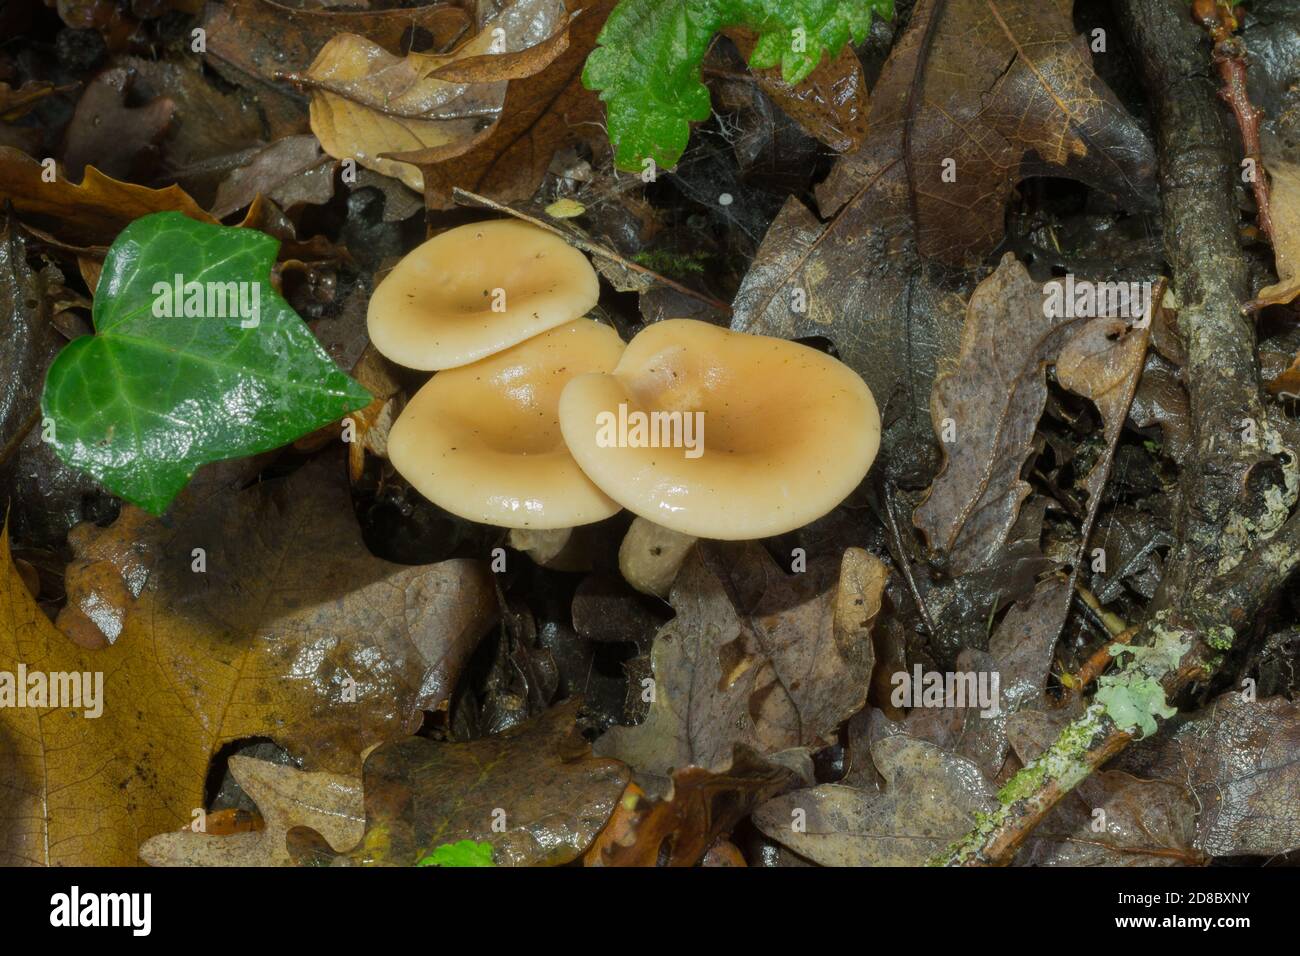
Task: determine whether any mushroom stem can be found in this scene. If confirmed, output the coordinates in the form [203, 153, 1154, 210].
[618, 517, 697, 599]
[508, 527, 591, 572]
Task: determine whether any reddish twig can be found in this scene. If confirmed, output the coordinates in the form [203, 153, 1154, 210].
[1193, 0, 1274, 247]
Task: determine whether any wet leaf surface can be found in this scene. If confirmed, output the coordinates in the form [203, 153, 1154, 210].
[914, 255, 1080, 573]
[0, 454, 496, 865]
[41, 212, 370, 513]
[340, 700, 628, 866]
[139, 756, 364, 867]
[585, 747, 795, 866]
[752, 734, 996, 866]
[1008, 710, 1200, 866]
[595, 543, 881, 779]
[1114, 694, 1300, 857]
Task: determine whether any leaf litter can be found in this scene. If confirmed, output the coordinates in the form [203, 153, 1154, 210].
[0, 0, 1295, 872]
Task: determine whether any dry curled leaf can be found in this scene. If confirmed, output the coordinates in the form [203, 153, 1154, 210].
[138, 756, 364, 867]
[417, 0, 614, 209]
[298, 0, 568, 194]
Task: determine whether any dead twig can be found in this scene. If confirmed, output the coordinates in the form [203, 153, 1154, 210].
[1192, 0, 1274, 251]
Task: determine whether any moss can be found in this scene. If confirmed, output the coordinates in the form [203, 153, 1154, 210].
[631, 249, 709, 276]
[1206, 625, 1235, 651]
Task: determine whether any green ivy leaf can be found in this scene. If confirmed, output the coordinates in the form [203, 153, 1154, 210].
[41, 212, 370, 514]
[582, 0, 894, 171]
[416, 840, 496, 867]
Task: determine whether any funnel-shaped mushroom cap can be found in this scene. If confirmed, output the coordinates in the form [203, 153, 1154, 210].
[558, 319, 880, 539]
[368, 220, 600, 370]
[388, 319, 625, 529]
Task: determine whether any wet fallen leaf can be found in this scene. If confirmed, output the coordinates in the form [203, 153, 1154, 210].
[0, 146, 214, 248]
[138, 756, 364, 867]
[0, 217, 108, 550]
[730, 0, 1153, 480]
[900, 578, 1072, 778]
[1, 456, 495, 864]
[61, 65, 174, 182]
[115, 55, 270, 201]
[914, 255, 1083, 574]
[1115, 693, 1300, 858]
[817, 0, 1154, 265]
[1056, 315, 1151, 521]
[586, 747, 795, 866]
[1130, 352, 1191, 464]
[595, 543, 881, 779]
[1008, 710, 1200, 866]
[726, 28, 868, 154]
[1090, 506, 1174, 604]
[340, 700, 628, 866]
[211, 134, 337, 219]
[752, 734, 996, 866]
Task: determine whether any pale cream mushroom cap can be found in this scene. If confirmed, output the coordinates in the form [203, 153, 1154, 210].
[558, 319, 880, 540]
[388, 319, 625, 529]
[367, 219, 600, 370]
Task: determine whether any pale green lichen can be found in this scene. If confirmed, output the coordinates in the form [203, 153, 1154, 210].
[1215, 421, 1299, 574]
[1092, 624, 1190, 738]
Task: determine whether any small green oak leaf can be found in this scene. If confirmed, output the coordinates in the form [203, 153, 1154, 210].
[416, 840, 496, 867]
[40, 212, 371, 514]
[582, 0, 894, 172]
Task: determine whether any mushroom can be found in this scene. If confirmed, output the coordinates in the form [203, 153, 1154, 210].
[367, 219, 600, 370]
[387, 318, 626, 529]
[618, 516, 696, 598]
[558, 319, 880, 539]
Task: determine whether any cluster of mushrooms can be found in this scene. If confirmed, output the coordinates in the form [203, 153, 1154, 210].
[367, 219, 881, 566]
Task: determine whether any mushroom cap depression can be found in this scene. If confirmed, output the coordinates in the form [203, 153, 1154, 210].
[388, 319, 626, 529]
[367, 219, 600, 370]
[558, 319, 880, 539]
